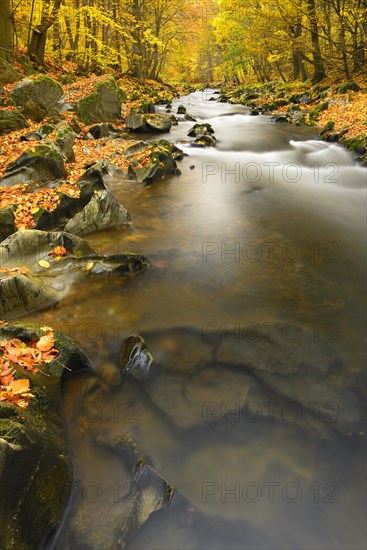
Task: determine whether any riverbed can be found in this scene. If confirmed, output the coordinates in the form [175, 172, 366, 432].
[27, 90, 366, 550]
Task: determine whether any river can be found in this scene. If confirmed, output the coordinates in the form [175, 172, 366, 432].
[25, 90, 366, 550]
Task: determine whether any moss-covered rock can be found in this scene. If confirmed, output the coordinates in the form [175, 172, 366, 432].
[9, 75, 65, 122]
[0, 59, 22, 84]
[0, 108, 28, 136]
[0, 323, 91, 550]
[338, 81, 360, 94]
[75, 76, 125, 124]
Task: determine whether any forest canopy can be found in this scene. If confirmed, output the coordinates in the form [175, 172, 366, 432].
[0, 0, 366, 83]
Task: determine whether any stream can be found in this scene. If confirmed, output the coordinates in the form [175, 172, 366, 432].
[23, 90, 366, 549]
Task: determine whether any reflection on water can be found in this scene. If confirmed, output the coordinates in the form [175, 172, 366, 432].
[25, 91, 366, 549]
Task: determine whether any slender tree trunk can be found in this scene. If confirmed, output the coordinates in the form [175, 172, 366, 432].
[0, 0, 14, 61]
[306, 0, 326, 82]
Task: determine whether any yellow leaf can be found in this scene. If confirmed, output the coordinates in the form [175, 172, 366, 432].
[38, 260, 51, 269]
[85, 262, 94, 271]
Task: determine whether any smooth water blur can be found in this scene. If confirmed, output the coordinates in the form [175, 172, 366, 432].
[27, 91, 366, 549]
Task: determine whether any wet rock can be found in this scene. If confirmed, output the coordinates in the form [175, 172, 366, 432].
[184, 113, 197, 122]
[338, 81, 360, 94]
[120, 335, 155, 379]
[250, 108, 260, 116]
[64, 189, 130, 235]
[126, 140, 182, 184]
[177, 105, 186, 114]
[0, 323, 91, 549]
[75, 76, 124, 124]
[9, 75, 64, 122]
[125, 111, 172, 133]
[0, 59, 23, 84]
[187, 123, 214, 138]
[192, 134, 217, 147]
[118, 464, 174, 548]
[0, 230, 149, 318]
[0, 109, 28, 136]
[271, 113, 292, 124]
[188, 123, 216, 147]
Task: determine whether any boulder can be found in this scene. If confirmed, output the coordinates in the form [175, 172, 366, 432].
[9, 75, 64, 122]
[75, 76, 124, 124]
[187, 123, 214, 137]
[0, 59, 22, 84]
[177, 105, 186, 114]
[125, 112, 172, 133]
[0, 109, 28, 136]
[338, 81, 360, 94]
[188, 123, 216, 147]
[126, 140, 182, 184]
[64, 189, 130, 235]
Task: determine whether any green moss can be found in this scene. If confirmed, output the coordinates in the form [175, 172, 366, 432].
[29, 74, 64, 95]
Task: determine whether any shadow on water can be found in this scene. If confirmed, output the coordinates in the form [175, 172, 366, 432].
[28, 90, 366, 549]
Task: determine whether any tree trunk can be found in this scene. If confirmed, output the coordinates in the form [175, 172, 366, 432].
[0, 0, 13, 61]
[306, 0, 326, 82]
[28, 0, 62, 65]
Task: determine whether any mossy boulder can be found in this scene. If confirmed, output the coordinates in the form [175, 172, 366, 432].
[9, 75, 64, 122]
[0, 322, 91, 549]
[75, 76, 125, 124]
[338, 81, 360, 94]
[0, 59, 22, 84]
[0, 108, 28, 136]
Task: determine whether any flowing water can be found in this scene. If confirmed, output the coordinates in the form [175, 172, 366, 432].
[23, 90, 366, 549]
